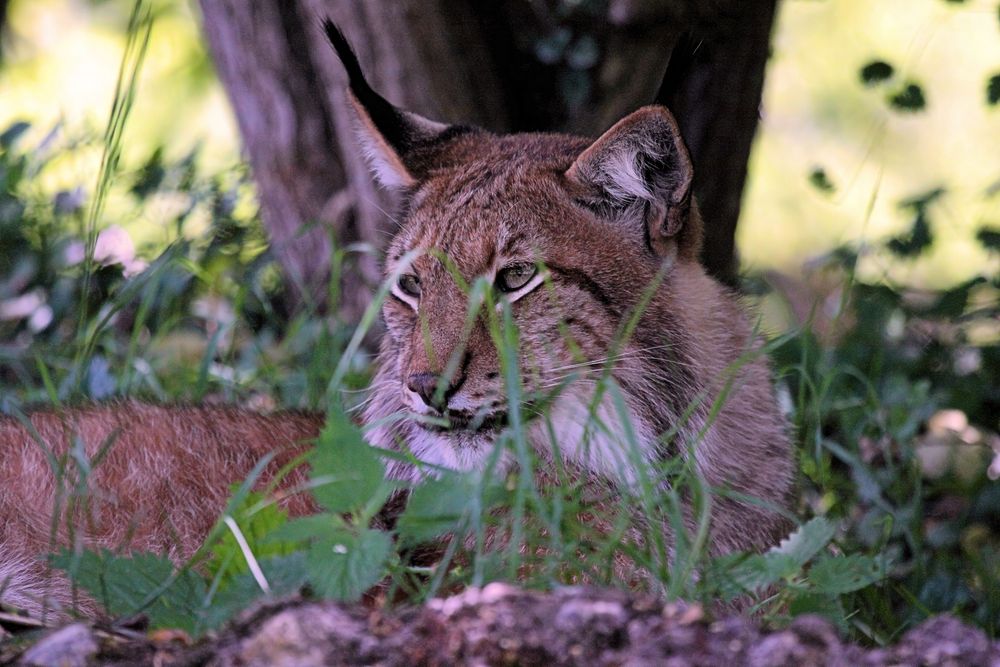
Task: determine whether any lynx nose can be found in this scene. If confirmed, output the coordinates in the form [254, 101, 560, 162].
[407, 372, 447, 408]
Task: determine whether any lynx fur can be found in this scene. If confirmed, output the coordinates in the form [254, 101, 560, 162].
[0, 20, 794, 619]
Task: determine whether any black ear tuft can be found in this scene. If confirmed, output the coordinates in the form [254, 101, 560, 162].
[322, 17, 417, 151]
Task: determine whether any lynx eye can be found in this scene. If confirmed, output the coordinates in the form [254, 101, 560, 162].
[398, 274, 421, 298]
[496, 263, 536, 293]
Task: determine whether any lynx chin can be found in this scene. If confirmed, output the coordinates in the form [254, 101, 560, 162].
[0, 19, 794, 620]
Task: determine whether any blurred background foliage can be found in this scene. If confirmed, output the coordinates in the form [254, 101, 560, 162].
[1, 0, 998, 284]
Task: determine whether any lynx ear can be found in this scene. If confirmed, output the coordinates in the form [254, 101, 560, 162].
[566, 106, 697, 259]
[323, 18, 456, 189]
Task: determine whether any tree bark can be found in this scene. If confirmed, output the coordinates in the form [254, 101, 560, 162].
[198, 0, 776, 316]
[655, 0, 779, 286]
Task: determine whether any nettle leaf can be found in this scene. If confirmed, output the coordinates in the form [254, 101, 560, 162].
[808, 167, 836, 194]
[310, 407, 385, 514]
[730, 552, 801, 592]
[976, 226, 1000, 251]
[888, 82, 927, 112]
[305, 528, 392, 600]
[51, 549, 205, 632]
[988, 74, 1000, 106]
[859, 60, 895, 86]
[398, 470, 501, 545]
[266, 513, 346, 544]
[199, 553, 308, 633]
[807, 554, 887, 595]
[773, 517, 836, 566]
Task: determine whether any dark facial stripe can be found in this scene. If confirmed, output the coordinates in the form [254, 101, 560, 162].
[546, 265, 620, 319]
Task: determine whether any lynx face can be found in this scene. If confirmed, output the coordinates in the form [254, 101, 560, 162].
[373, 132, 668, 478]
[327, 21, 793, 552]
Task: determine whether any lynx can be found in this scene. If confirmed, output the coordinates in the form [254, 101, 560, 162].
[0, 20, 794, 619]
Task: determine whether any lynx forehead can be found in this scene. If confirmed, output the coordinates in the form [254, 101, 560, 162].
[327, 16, 794, 555]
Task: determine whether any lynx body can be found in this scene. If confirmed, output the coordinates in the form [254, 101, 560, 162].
[0, 21, 794, 619]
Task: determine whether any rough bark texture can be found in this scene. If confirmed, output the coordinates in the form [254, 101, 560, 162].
[198, 0, 777, 314]
[6, 586, 1000, 666]
[656, 0, 779, 286]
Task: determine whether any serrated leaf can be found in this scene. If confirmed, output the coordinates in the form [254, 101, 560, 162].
[771, 517, 836, 566]
[988, 74, 1000, 106]
[51, 549, 205, 632]
[306, 528, 392, 600]
[398, 470, 497, 545]
[310, 407, 385, 514]
[808, 167, 836, 193]
[859, 60, 895, 86]
[729, 552, 801, 592]
[807, 554, 887, 595]
[888, 82, 926, 112]
[198, 553, 308, 633]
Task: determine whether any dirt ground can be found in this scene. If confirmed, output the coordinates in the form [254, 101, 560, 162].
[4, 585, 999, 666]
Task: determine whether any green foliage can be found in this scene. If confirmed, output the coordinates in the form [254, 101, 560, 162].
[310, 408, 387, 515]
[888, 82, 927, 112]
[860, 60, 895, 86]
[987, 74, 1000, 106]
[808, 167, 836, 194]
[50, 549, 206, 634]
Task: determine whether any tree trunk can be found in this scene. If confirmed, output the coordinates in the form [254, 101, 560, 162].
[198, 0, 776, 317]
[655, 0, 779, 286]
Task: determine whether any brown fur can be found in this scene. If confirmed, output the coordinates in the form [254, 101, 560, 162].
[0, 402, 321, 618]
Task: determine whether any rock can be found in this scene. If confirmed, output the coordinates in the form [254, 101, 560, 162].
[19, 623, 97, 667]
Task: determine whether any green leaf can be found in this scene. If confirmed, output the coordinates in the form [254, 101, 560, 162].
[788, 593, 847, 631]
[266, 513, 346, 543]
[205, 489, 293, 586]
[888, 82, 926, 112]
[807, 554, 887, 595]
[305, 528, 392, 600]
[51, 549, 205, 633]
[398, 471, 498, 545]
[310, 407, 385, 514]
[808, 167, 836, 194]
[772, 517, 836, 566]
[976, 226, 1000, 250]
[0, 121, 31, 150]
[730, 552, 801, 592]
[859, 60, 894, 86]
[887, 211, 933, 258]
[198, 553, 308, 633]
[987, 74, 1000, 106]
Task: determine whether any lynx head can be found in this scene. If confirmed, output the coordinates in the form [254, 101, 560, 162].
[325, 20, 708, 481]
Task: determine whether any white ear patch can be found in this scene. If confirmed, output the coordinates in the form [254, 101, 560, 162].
[347, 95, 450, 190]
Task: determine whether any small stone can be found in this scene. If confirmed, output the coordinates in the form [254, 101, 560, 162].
[19, 624, 98, 667]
